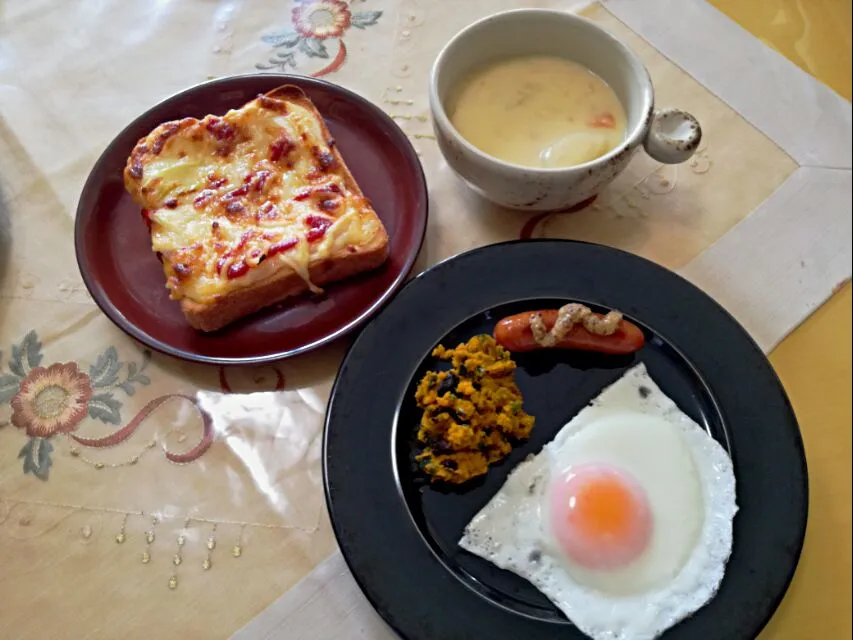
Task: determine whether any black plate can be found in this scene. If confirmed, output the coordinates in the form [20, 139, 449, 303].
[324, 240, 808, 640]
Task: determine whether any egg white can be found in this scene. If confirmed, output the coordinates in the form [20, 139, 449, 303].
[459, 364, 738, 640]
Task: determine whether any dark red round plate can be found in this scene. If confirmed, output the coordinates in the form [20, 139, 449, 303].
[75, 74, 428, 365]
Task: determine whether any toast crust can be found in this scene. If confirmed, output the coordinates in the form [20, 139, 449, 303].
[123, 85, 389, 332]
[181, 232, 388, 332]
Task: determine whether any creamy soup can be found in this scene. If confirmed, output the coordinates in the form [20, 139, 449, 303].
[449, 56, 628, 168]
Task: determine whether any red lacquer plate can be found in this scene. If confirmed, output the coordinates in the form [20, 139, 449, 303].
[75, 75, 428, 365]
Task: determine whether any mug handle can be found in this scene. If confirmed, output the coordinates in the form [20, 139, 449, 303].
[643, 108, 702, 164]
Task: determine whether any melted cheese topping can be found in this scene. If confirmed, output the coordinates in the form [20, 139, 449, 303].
[127, 94, 381, 303]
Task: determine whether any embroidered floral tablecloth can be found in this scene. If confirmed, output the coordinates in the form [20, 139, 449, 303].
[0, 1, 850, 639]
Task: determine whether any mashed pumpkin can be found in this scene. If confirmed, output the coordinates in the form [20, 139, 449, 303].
[415, 334, 535, 483]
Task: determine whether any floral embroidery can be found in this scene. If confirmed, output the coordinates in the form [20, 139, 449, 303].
[256, 0, 382, 77]
[1, 331, 211, 480]
[11, 362, 93, 438]
[519, 212, 556, 241]
[516, 152, 717, 240]
[293, 0, 352, 39]
[517, 196, 602, 240]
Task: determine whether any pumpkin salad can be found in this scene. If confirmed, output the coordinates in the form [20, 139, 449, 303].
[414, 334, 535, 483]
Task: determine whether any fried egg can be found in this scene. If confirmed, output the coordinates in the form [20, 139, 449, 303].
[459, 364, 737, 640]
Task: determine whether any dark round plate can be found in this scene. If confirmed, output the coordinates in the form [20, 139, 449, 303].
[324, 240, 808, 640]
[75, 74, 427, 365]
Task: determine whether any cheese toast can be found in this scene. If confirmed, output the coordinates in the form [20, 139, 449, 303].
[123, 85, 390, 332]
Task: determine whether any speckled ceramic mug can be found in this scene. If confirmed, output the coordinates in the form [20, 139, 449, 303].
[429, 9, 701, 212]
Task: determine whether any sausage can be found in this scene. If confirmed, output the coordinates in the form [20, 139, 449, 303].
[494, 310, 645, 355]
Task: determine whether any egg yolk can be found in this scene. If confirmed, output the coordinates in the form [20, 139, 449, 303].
[550, 464, 652, 570]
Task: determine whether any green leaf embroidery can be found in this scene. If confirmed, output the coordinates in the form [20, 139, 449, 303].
[118, 350, 152, 394]
[89, 346, 120, 387]
[128, 352, 151, 382]
[262, 31, 302, 48]
[299, 37, 329, 59]
[350, 10, 382, 29]
[88, 392, 122, 425]
[37, 438, 53, 479]
[256, 53, 297, 72]
[26, 332, 43, 369]
[9, 331, 43, 377]
[19, 437, 53, 481]
[0, 373, 20, 404]
[8, 348, 24, 377]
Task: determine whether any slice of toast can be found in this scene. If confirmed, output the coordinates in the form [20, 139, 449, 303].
[123, 85, 390, 332]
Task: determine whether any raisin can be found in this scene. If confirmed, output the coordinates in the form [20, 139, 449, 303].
[437, 372, 458, 395]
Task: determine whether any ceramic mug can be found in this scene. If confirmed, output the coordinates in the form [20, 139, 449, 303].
[429, 9, 701, 212]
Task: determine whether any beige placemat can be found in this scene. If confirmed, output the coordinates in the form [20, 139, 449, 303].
[232, 0, 851, 637]
[0, 0, 849, 638]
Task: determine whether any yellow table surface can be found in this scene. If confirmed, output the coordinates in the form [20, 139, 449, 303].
[709, 1, 852, 637]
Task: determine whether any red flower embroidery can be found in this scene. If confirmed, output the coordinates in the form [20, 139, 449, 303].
[257, 3, 381, 76]
[292, 0, 352, 39]
[10, 362, 93, 438]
